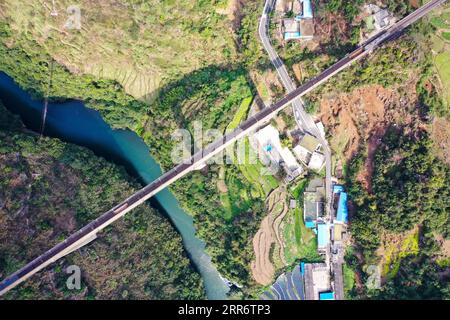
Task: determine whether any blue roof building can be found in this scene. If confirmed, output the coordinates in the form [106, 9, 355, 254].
[317, 223, 330, 249]
[336, 192, 348, 223]
[284, 31, 301, 40]
[319, 291, 335, 300]
[302, 0, 313, 19]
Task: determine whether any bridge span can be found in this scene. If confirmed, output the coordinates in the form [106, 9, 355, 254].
[0, 0, 446, 297]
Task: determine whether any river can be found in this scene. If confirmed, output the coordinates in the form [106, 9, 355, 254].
[0, 71, 229, 300]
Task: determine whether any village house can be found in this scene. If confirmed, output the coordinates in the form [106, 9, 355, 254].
[253, 125, 304, 180]
[293, 132, 325, 171]
[279, 0, 315, 41]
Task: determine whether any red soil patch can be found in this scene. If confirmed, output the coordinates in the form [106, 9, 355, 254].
[430, 117, 450, 166]
[319, 80, 420, 192]
[409, 0, 420, 9]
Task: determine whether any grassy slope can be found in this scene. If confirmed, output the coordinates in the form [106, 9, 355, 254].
[0, 102, 205, 300]
[0, 0, 275, 290]
[0, 0, 236, 100]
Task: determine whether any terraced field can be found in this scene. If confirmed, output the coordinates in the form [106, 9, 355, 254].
[260, 265, 305, 300]
[0, 0, 237, 100]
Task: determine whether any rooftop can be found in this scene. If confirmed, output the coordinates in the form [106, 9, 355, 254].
[301, 0, 313, 19]
[299, 19, 314, 38]
[333, 223, 343, 242]
[254, 125, 302, 175]
[298, 133, 321, 153]
[284, 18, 299, 33]
[304, 191, 318, 223]
[336, 192, 348, 223]
[293, 144, 311, 164]
[309, 152, 325, 171]
[317, 223, 330, 248]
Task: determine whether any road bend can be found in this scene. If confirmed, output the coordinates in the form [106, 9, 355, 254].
[259, 0, 333, 217]
[0, 0, 446, 297]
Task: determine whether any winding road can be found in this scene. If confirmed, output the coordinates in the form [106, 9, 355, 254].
[258, 0, 333, 218]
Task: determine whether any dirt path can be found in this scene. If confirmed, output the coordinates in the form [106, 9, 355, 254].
[251, 217, 276, 285]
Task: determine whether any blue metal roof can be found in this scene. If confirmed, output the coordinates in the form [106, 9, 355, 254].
[319, 291, 335, 300]
[284, 32, 301, 40]
[302, 0, 313, 19]
[317, 223, 330, 248]
[264, 144, 273, 152]
[336, 192, 348, 223]
[300, 262, 305, 275]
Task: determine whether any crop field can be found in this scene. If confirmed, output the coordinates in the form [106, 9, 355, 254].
[220, 97, 278, 220]
[434, 52, 450, 106]
[260, 264, 305, 300]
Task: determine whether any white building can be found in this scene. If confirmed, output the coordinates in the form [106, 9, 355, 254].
[365, 4, 395, 31]
[293, 133, 325, 171]
[253, 125, 303, 178]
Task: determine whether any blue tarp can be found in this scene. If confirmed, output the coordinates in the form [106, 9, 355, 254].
[319, 291, 335, 300]
[333, 185, 344, 194]
[284, 32, 301, 40]
[336, 192, 348, 223]
[317, 223, 330, 248]
[264, 144, 272, 152]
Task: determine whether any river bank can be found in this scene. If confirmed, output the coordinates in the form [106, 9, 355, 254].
[0, 71, 229, 299]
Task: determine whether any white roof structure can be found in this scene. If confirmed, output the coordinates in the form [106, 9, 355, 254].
[293, 144, 311, 165]
[316, 121, 326, 139]
[309, 152, 325, 171]
[253, 125, 302, 175]
[374, 9, 391, 29]
[365, 4, 394, 30]
[293, 132, 325, 171]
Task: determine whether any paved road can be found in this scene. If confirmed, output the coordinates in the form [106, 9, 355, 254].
[0, 0, 446, 296]
[258, 0, 333, 218]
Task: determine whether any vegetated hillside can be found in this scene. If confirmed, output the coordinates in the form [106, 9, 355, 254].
[0, 0, 275, 296]
[0, 102, 205, 300]
[0, 0, 237, 100]
[309, 8, 450, 298]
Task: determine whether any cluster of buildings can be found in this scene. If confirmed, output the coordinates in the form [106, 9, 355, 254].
[300, 181, 349, 300]
[304, 184, 349, 251]
[275, 0, 315, 41]
[253, 125, 325, 182]
[294, 132, 325, 172]
[261, 179, 350, 300]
